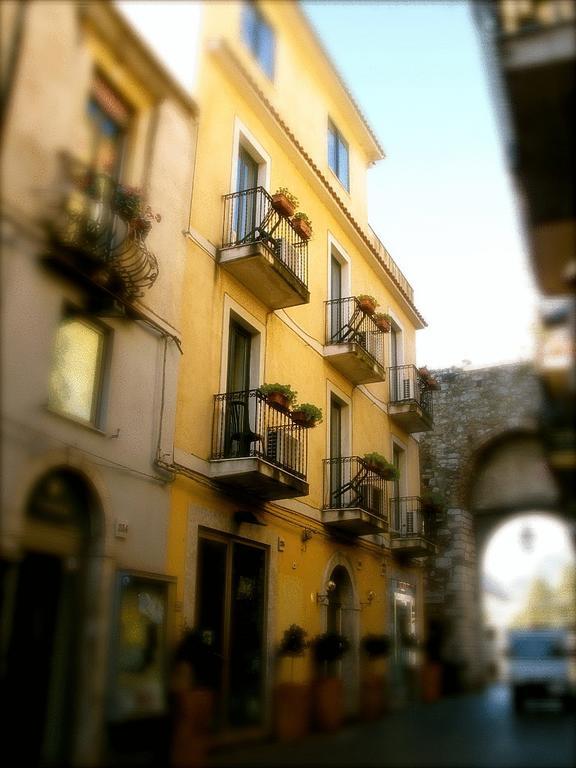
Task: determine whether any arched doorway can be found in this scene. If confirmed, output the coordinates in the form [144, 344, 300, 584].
[326, 564, 358, 714]
[2, 467, 100, 766]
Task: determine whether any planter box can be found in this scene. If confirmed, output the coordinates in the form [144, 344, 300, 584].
[312, 677, 343, 732]
[266, 392, 291, 412]
[360, 675, 387, 720]
[271, 194, 296, 218]
[357, 298, 377, 315]
[273, 682, 311, 742]
[292, 218, 312, 241]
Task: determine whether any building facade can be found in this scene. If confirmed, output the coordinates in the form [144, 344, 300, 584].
[166, 0, 436, 741]
[0, 3, 197, 765]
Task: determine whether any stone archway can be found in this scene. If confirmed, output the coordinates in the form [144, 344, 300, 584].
[1, 463, 110, 766]
[419, 363, 565, 691]
[320, 553, 360, 714]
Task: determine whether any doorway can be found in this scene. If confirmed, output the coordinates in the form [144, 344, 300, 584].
[1, 468, 96, 766]
[195, 533, 267, 732]
[327, 564, 358, 714]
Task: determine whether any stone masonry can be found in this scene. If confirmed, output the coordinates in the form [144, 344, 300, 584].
[419, 362, 558, 690]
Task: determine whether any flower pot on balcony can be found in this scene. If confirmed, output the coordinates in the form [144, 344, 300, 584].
[373, 313, 392, 333]
[290, 403, 323, 429]
[357, 295, 378, 315]
[259, 384, 297, 413]
[291, 213, 313, 241]
[266, 392, 291, 412]
[271, 193, 296, 219]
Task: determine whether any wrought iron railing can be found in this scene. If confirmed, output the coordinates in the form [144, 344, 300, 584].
[221, 186, 308, 289]
[45, 153, 159, 300]
[389, 496, 434, 539]
[323, 456, 388, 523]
[212, 389, 307, 479]
[325, 296, 386, 369]
[388, 365, 434, 420]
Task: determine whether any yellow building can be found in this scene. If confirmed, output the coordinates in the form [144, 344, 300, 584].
[168, 0, 437, 740]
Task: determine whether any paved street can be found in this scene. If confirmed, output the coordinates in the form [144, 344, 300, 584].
[208, 684, 575, 768]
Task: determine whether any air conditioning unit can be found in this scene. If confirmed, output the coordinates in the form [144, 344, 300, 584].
[266, 427, 301, 470]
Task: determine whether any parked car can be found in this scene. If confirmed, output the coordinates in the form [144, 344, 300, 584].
[505, 628, 576, 712]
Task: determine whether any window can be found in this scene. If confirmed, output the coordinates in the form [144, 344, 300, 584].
[328, 120, 349, 191]
[48, 314, 108, 426]
[84, 74, 131, 177]
[241, 2, 275, 78]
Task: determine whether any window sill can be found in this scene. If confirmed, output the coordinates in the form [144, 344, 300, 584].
[44, 404, 107, 436]
[327, 166, 350, 198]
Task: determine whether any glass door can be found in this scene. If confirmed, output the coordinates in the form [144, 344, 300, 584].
[329, 255, 342, 341]
[235, 147, 259, 242]
[330, 397, 343, 506]
[225, 322, 252, 457]
[196, 535, 267, 731]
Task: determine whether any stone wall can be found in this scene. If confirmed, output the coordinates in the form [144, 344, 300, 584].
[419, 362, 556, 690]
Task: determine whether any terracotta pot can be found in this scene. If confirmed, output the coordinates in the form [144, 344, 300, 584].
[171, 688, 215, 768]
[266, 391, 291, 412]
[273, 682, 311, 742]
[291, 411, 315, 428]
[358, 298, 376, 315]
[421, 663, 442, 703]
[292, 218, 312, 241]
[360, 675, 387, 720]
[271, 194, 296, 218]
[312, 677, 343, 732]
[375, 319, 391, 333]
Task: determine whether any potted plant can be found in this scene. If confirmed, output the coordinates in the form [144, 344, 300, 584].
[418, 366, 440, 391]
[170, 627, 217, 767]
[373, 312, 392, 333]
[311, 631, 350, 732]
[421, 489, 444, 516]
[274, 625, 310, 742]
[291, 211, 313, 240]
[113, 183, 143, 221]
[362, 452, 399, 481]
[271, 187, 299, 218]
[360, 634, 391, 719]
[131, 204, 161, 239]
[291, 403, 323, 428]
[356, 294, 378, 315]
[258, 383, 297, 412]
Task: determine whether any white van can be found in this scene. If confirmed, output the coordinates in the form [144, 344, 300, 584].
[506, 628, 576, 712]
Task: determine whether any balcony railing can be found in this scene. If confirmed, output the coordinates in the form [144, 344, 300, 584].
[212, 389, 307, 479]
[325, 297, 386, 370]
[389, 496, 434, 539]
[389, 365, 434, 419]
[367, 225, 414, 303]
[44, 153, 159, 301]
[221, 186, 308, 289]
[323, 456, 388, 522]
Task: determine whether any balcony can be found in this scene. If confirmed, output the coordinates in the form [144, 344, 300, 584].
[219, 187, 310, 309]
[322, 456, 389, 535]
[324, 297, 386, 384]
[388, 365, 434, 432]
[389, 497, 437, 559]
[42, 153, 159, 305]
[210, 389, 309, 500]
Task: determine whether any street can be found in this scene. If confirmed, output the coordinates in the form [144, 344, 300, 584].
[208, 684, 575, 768]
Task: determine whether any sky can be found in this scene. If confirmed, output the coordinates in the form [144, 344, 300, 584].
[117, 0, 539, 370]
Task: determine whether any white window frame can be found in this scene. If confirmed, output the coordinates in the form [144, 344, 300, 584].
[230, 117, 271, 194]
[219, 295, 266, 393]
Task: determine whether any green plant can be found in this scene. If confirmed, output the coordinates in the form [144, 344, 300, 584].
[312, 632, 350, 665]
[113, 183, 143, 221]
[357, 294, 378, 305]
[291, 403, 323, 425]
[292, 211, 313, 228]
[361, 634, 391, 658]
[362, 452, 399, 480]
[421, 489, 444, 514]
[274, 187, 299, 208]
[258, 383, 298, 405]
[278, 624, 308, 657]
[373, 312, 392, 324]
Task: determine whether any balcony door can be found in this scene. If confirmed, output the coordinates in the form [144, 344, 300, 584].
[195, 534, 267, 731]
[235, 147, 259, 241]
[330, 397, 343, 505]
[392, 444, 403, 532]
[329, 255, 343, 340]
[225, 321, 253, 457]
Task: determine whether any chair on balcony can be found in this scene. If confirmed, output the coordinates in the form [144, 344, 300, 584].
[226, 399, 263, 458]
[331, 462, 371, 509]
[331, 305, 365, 346]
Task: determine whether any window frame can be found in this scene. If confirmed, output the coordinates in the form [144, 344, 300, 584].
[47, 308, 111, 430]
[241, 2, 275, 79]
[327, 119, 350, 192]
